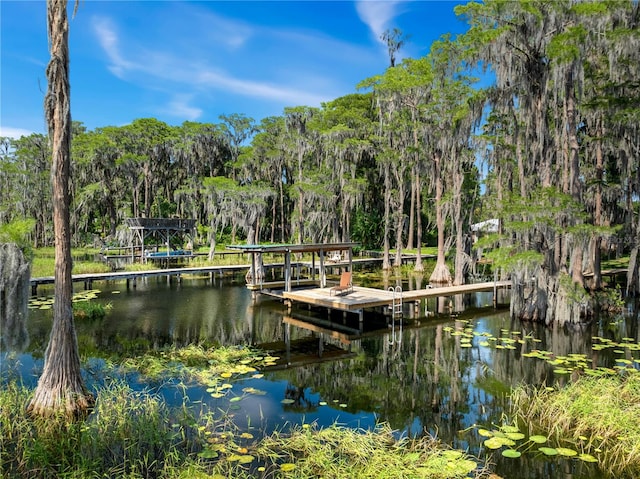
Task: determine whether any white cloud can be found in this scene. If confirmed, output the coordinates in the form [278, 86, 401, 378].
[92, 16, 136, 78]
[175, 6, 253, 50]
[0, 126, 38, 139]
[196, 70, 329, 107]
[90, 13, 341, 110]
[355, 0, 404, 42]
[163, 96, 203, 121]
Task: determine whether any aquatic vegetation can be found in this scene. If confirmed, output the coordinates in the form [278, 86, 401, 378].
[511, 375, 640, 478]
[120, 343, 279, 385]
[468, 422, 597, 464]
[442, 320, 640, 377]
[0, 379, 484, 479]
[28, 289, 111, 320]
[0, 381, 186, 478]
[252, 423, 484, 478]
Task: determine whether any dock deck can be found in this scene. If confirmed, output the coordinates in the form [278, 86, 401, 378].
[281, 281, 511, 317]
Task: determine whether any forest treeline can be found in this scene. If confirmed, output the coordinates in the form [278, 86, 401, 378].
[1, 0, 639, 324]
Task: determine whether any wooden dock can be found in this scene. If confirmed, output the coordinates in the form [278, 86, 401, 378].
[29, 264, 262, 295]
[280, 281, 511, 321]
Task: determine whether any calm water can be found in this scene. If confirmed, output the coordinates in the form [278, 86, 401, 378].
[2, 271, 639, 479]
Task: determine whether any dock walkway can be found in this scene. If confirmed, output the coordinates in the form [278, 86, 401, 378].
[29, 263, 263, 295]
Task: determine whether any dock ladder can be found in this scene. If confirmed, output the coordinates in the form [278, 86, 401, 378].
[389, 285, 403, 345]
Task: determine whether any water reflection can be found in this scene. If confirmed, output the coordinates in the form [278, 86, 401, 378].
[2, 274, 638, 479]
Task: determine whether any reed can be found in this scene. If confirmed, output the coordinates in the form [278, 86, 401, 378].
[0, 380, 188, 478]
[511, 375, 640, 478]
[251, 422, 484, 478]
[72, 300, 111, 320]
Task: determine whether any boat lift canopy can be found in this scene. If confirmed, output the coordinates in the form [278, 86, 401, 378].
[228, 242, 358, 291]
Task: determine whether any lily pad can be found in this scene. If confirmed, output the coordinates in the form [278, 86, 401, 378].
[578, 453, 598, 463]
[442, 450, 463, 460]
[539, 447, 559, 456]
[529, 435, 547, 444]
[198, 448, 218, 459]
[502, 449, 522, 458]
[484, 437, 504, 449]
[556, 447, 578, 457]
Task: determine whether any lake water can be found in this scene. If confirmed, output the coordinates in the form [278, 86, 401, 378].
[2, 271, 638, 479]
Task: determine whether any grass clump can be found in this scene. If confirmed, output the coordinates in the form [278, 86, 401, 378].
[511, 375, 640, 478]
[72, 300, 111, 320]
[251, 423, 483, 478]
[0, 381, 190, 478]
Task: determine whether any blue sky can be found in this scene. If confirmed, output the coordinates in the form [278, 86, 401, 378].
[1, 0, 469, 138]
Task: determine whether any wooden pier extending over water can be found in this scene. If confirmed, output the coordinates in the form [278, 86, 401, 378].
[29, 264, 256, 295]
[280, 281, 512, 322]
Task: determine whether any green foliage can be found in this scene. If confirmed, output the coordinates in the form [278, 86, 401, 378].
[351, 208, 383, 250]
[558, 273, 590, 305]
[484, 246, 544, 274]
[73, 300, 111, 320]
[0, 218, 35, 255]
[548, 25, 587, 64]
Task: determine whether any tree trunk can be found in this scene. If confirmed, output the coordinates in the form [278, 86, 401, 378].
[414, 169, 423, 272]
[590, 118, 605, 290]
[0, 243, 31, 352]
[382, 163, 392, 270]
[429, 151, 451, 285]
[406, 165, 416, 250]
[28, 0, 94, 419]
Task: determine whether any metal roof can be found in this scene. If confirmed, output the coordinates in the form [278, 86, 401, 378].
[227, 242, 359, 254]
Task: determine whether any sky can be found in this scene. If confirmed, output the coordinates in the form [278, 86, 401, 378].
[1, 0, 470, 139]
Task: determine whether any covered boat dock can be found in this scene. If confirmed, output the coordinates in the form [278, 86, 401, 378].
[227, 242, 358, 292]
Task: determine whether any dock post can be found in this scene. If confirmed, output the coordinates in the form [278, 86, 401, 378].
[285, 322, 291, 365]
[32, 283, 37, 296]
[358, 309, 364, 332]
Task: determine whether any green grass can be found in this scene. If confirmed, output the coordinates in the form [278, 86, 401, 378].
[30, 247, 110, 278]
[511, 375, 640, 478]
[254, 423, 482, 478]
